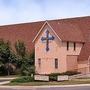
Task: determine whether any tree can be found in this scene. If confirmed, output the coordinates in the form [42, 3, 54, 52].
[15, 40, 26, 58]
[0, 40, 17, 75]
[29, 50, 35, 66]
[15, 40, 35, 76]
[0, 39, 35, 76]
[20, 53, 35, 76]
[15, 40, 27, 75]
[15, 40, 26, 68]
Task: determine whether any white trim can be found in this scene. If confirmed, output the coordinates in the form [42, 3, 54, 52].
[32, 21, 47, 42]
[32, 21, 62, 42]
[46, 21, 62, 41]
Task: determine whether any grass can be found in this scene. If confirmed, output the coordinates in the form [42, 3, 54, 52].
[11, 76, 34, 83]
[5, 75, 90, 86]
[7, 79, 90, 86]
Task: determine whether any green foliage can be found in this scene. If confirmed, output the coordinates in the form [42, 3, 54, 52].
[11, 76, 34, 83]
[0, 40, 17, 75]
[0, 40, 10, 62]
[49, 75, 57, 81]
[49, 71, 80, 76]
[29, 51, 35, 65]
[20, 55, 35, 76]
[15, 40, 26, 58]
[0, 39, 35, 76]
[49, 71, 80, 81]
[15, 40, 35, 76]
[49, 73, 58, 81]
[61, 71, 81, 76]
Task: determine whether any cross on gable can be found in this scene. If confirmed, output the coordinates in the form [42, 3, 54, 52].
[41, 30, 54, 51]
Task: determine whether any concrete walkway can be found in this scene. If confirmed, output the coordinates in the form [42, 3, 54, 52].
[0, 77, 16, 85]
[0, 81, 10, 85]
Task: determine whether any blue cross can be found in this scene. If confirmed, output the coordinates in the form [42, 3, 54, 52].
[41, 30, 54, 51]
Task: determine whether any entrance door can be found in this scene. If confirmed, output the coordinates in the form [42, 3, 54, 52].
[66, 55, 78, 71]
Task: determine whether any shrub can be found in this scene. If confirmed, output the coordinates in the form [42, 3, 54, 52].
[61, 71, 81, 76]
[49, 71, 80, 81]
[11, 76, 34, 83]
[49, 75, 57, 81]
[49, 73, 59, 81]
[21, 64, 35, 76]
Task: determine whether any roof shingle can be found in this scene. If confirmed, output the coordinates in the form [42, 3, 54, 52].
[0, 21, 44, 52]
[0, 16, 90, 60]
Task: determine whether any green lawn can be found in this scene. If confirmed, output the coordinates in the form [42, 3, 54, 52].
[8, 79, 90, 86]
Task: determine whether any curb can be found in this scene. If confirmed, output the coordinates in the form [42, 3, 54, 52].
[0, 84, 90, 89]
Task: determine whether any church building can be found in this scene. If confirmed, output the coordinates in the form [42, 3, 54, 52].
[0, 16, 90, 74]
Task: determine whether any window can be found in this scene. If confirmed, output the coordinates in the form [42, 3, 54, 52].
[74, 42, 76, 51]
[55, 58, 58, 69]
[83, 43, 84, 46]
[38, 58, 41, 68]
[67, 42, 69, 50]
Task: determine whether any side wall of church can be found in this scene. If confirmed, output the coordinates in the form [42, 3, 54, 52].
[35, 24, 83, 74]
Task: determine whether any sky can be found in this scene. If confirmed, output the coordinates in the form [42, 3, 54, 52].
[0, 0, 90, 25]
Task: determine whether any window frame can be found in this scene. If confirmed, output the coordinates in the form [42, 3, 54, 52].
[38, 58, 41, 68]
[74, 42, 76, 51]
[67, 42, 69, 50]
[55, 58, 58, 69]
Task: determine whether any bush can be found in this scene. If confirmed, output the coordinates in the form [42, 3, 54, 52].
[21, 65, 35, 76]
[49, 71, 80, 81]
[61, 71, 81, 76]
[11, 76, 34, 83]
[49, 73, 58, 81]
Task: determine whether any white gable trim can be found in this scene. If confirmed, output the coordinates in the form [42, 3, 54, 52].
[32, 21, 47, 42]
[32, 21, 62, 42]
[47, 21, 62, 41]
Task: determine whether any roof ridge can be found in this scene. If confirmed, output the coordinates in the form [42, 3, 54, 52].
[0, 16, 90, 27]
[47, 16, 90, 22]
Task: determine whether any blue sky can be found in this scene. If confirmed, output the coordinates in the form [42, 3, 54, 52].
[0, 0, 90, 25]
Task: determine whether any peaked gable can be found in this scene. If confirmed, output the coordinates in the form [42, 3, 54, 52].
[33, 18, 86, 43]
[33, 21, 61, 43]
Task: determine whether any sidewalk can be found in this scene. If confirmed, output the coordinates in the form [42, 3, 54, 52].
[0, 77, 17, 85]
[0, 81, 10, 85]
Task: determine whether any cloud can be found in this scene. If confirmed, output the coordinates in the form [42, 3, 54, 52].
[0, 0, 90, 25]
[0, 0, 44, 25]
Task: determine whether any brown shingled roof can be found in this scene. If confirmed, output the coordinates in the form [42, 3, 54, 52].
[78, 42, 90, 61]
[0, 21, 44, 52]
[48, 19, 85, 42]
[48, 16, 90, 61]
[0, 16, 90, 60]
